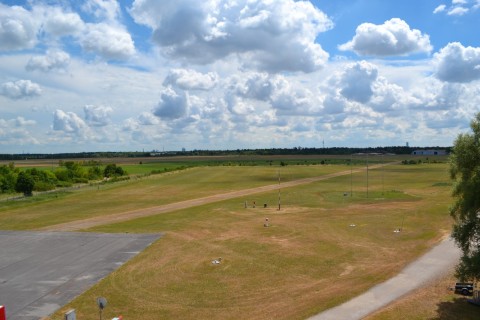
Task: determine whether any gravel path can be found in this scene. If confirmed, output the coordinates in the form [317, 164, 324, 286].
[307, 237, 461, 320]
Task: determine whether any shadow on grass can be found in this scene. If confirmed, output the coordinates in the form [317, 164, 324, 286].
[432, 297, 480, 320]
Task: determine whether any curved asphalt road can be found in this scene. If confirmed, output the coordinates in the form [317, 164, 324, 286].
[307, 237, 461, 320]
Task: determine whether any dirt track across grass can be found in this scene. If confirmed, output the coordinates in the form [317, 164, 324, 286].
[41, 163, 394, 232]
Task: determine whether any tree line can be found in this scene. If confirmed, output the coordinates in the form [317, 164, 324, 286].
[0, 161, 126, 196]
[0, 146, 451, 161]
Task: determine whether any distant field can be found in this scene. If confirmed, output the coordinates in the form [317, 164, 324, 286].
[0, 156, 455, 319]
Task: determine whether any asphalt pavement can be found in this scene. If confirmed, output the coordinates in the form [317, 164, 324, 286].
[0, 230, 161, 320]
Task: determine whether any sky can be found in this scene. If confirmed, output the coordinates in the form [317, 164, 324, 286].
[0, 0, 479, 153]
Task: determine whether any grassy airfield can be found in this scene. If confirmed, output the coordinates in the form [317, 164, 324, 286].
[0, 157, 462, 319]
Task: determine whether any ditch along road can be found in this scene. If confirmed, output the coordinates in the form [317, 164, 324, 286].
[39, 161, 461, 319]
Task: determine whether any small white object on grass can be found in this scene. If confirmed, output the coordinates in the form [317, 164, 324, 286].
[264, 217, 269, 227]
[211, 257, 222, 264]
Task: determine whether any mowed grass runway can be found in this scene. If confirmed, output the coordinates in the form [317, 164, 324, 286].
[0, 161, 454, 319]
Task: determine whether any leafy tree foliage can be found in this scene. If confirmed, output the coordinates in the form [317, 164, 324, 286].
[103, 164, 126, 178]
[88, 166, 103, 180]
[55, 161, 89, 183]
[26, 168, 58, 191]
[0, 160, 127, 197]
[15, 171, 35, 196]
[0, 163, 18, 193]
[450, 112, 480, 281]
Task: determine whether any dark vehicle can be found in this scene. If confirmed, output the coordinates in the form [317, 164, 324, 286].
[455, 282, 474, 296]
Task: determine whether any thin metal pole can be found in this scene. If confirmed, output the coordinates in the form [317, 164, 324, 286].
[277, 170, 281, 210]
[366, 153, 369, 199]
[350, 155, 353, 197]
[382, 153, 385, 195]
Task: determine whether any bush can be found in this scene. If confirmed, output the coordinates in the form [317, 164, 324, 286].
[104, 164, 127, 178]
[34, 181, 56, 192]
[55, 168, 72, 181]
[73, 177, 89, 184]
[87, 166, 103, 180]
[15, 171, 35, 196]
[56, 181, 73, 188]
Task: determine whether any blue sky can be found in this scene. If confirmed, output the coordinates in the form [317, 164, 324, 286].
[0, 0, 479, 153]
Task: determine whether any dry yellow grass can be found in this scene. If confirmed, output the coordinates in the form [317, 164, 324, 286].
[366, 271, 480, 320]
[50, 201, 451, 318]
[7, 162, 454, 320]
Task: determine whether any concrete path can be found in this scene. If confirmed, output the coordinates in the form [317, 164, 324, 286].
[307, 237, 461, 320]
[0, 231, 162, 320]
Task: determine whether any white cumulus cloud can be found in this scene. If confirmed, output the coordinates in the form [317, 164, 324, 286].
[26, 50, 70, 72]
[434, 0, 477, 16]
[53, 109, 89, 136]
[230, 73, 276, 101]
[129, 0, 332, 73]
[153, 87, 189, 119]
[433, 4, 447, 13]
[434, 42, 480, 83]
[163, 69, 218, 91]
[270, 79, 320, 115]
[1, 80, 42, 100]
[339, 18, 432, 57]
[138, 112, 160, 125]
[0, 4, 38, 51]
[84, 105, 113, 127]
[448, 6, 469, 15]
[339, 61, 378, 103]
[14, 116, 36, 127]
[80, 23, 136, 60]
[0, 2, 135, 61]
[83, 0, 121, 22]
[41, 6, 85, 37]
[0, 117, 39, 146]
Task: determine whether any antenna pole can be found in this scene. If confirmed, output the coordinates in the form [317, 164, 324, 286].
[350, 154, 353, 197]
[382, 153, 385, 195]
[277, 170, 281, 211]
[366, 153, 369, 199]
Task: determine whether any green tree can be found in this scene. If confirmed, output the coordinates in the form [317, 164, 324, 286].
[87, 166, 103, 180]
[450, 112, 480, 281]
[15, 171, 35, 196]
[26, 168, 58, 191]
[0, 164, 17, 193]
[55, 161, 88, 183]
[103, 164, 126, 178]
